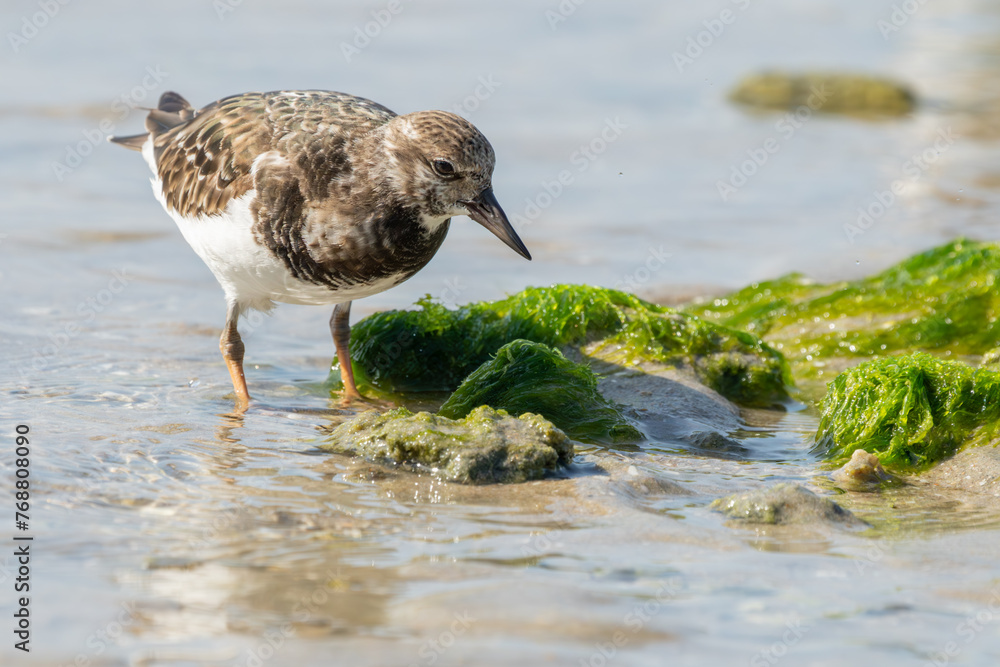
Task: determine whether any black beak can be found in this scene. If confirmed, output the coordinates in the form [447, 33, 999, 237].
[461, 187, 531, 260]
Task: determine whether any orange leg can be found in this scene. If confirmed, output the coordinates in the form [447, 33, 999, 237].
[331, 301, 363, 402]
[220, 303, 250, 411]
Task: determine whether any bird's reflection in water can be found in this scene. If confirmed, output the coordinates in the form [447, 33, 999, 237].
[215, 408, 245, 447]
[120, 405, 399, 653]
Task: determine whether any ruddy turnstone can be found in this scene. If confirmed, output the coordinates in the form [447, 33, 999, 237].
[110, 90, 530, 408]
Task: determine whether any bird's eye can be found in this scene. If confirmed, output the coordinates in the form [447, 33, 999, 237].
[432, 159, 457, 177]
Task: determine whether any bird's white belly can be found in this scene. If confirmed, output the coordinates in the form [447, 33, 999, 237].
[162, 192, 337, 307]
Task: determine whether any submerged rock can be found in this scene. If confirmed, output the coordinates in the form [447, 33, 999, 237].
[685, 431, 748, 460]
[438, 339, 643, 444]
[341, 284, 789, 408]
[729, 71, 915, 116]
[685, 240, 1000, 392]
[594, 364, 761, 458]
[816, 353, 1000, 471]
[710, 483, 865, 526]
[321, 406, 573, 484]
[832, 449, 897, 491]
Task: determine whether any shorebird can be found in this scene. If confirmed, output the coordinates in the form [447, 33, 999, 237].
[110, 90, 530, 409]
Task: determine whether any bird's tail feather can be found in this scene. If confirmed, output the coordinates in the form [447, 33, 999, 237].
[108, 91, 195, 150]
[107, 133, 148, 151]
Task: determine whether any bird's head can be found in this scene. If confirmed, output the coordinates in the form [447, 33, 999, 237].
[382, 111, 530, 260]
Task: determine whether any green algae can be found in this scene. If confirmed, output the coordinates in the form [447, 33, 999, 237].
[816, 352, 1000, 471]
[710, 483, 865, 526]
[342, 284, 790, 407]
[677, 239, 1000, 469]
[321, 405, 573, 484]
[438, 339, 643, 444]
[729, 72, 915, 117]
[685, 240, 1000, 389]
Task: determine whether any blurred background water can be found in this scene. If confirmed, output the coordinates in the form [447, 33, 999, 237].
[4, 0, 1000, 665]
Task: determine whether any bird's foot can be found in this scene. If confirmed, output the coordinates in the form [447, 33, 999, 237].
[230, 394, 250, 415]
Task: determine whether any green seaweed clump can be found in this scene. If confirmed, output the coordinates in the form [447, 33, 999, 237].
[729, 71, 915, 116]
[685, 240, 1000, 389]
[710, 483, 864, 526]
[816, 352, 1000, 470]
[321, 405, 573, 484]
[344, 284, 789, 407]
[438, 339, 643, 444]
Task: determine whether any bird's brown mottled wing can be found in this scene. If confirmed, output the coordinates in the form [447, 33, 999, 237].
[153, 93, 274, 218]
[152, 91, 398, 219]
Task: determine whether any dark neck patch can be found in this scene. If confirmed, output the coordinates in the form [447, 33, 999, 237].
[251, 172, 449, 290]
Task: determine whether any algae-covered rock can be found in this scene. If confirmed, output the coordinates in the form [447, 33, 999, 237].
[321, 406, 573, 484]
[344, 285, 790, 407]
[816, 352, 1000, 471]
[729, 71, 915, 116]
[832, 449, 897, 492]
[710, 483, 865, 526]
[438, 339, 643, 444]
[685, 240, 1000, 390]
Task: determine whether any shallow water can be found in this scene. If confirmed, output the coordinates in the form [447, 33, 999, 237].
[5, 0, 1000, 665]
